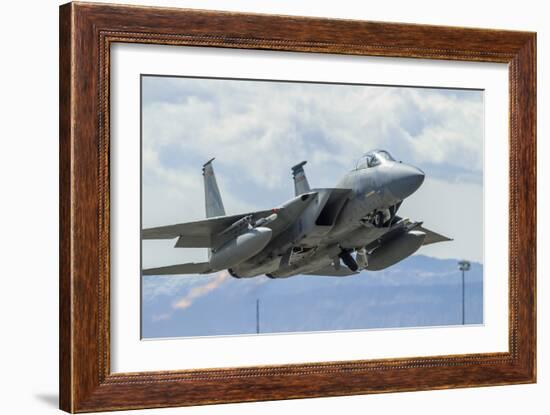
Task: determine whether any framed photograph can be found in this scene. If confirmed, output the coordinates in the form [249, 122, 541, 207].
[59, 2, 536, 412]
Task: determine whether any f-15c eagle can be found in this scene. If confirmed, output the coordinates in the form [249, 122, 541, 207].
[142, 150, 451, 278]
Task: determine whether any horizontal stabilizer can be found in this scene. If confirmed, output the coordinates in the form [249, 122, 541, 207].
[174, 234, 211, 248]
[142, 262, 212, 276]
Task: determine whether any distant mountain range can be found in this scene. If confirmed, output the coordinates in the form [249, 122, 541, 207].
[142, 255, 483, 338]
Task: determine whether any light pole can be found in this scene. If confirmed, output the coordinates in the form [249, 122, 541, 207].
[256, 298, 260, 334]
[458, 260, 471, 325]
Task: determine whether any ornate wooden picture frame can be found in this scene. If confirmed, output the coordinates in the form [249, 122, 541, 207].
[59, 2, 536, 412]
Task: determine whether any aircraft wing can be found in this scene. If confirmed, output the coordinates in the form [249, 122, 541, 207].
[141, 210, 273, 247]
[364, 216, 451, 250]
[142, 191, 319, 249]
[265, 191, 318, 235]
[417, 225, 452, 245]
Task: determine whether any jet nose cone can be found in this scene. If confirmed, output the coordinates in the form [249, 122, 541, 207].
[388, 164, 425, 200]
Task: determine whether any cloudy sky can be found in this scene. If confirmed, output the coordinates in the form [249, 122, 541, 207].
[140, 75, 484, 337]
[141, 75, 484, 268]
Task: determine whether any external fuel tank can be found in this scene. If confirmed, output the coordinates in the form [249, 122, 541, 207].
[210, 227, 272, 270]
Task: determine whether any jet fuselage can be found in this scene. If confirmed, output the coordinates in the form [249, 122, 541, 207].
[229, 150, 424, 278]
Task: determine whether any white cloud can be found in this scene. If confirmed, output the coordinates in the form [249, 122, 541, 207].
[141, 76, 484, 267]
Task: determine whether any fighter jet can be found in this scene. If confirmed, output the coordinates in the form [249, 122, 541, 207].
[142, 150, 451, 278]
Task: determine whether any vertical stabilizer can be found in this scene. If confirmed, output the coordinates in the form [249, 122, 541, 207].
[203, 158, 226, 218]
[291, 161, 310, 196]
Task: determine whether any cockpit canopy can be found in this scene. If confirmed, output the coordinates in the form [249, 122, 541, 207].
[355, 150, 395, 169]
